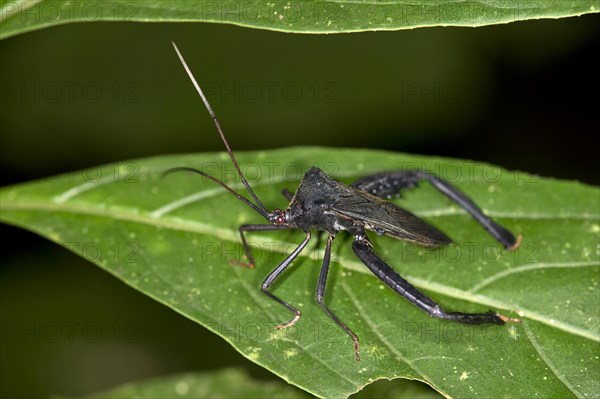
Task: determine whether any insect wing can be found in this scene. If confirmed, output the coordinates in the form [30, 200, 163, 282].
[332, 187, 451, 247]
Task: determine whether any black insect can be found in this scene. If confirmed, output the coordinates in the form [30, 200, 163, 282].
[166, 43, 522, 361]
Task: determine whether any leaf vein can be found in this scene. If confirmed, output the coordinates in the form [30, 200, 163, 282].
[523, 321, 584, 398]
[468, 261, 600, 294]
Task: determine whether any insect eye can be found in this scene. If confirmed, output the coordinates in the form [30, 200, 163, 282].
[270, 210, 286, 225]
[276, 211, 287, 224]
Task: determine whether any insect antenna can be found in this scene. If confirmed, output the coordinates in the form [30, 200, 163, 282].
[161, 167, 268, 217]
[169, 42, 270, 220]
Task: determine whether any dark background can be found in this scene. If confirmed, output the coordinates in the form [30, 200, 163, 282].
[1, 14, 598, 398]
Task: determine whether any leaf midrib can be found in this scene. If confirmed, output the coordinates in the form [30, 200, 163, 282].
[2, 198, 598, 343]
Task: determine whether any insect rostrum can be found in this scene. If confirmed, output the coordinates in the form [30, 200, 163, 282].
[165, 42, 522, 362]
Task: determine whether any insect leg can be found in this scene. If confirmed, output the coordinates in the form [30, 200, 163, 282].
[262, 232, 311, 329]
[351, 171, 422, 199]
[417, 171, 519, 250]
[281, 188, 293, 201]
[351, 170, 520, 250]
[316, 234, 361, 361]
[352, 235, 520, 325]
[238, 224, 292, 268]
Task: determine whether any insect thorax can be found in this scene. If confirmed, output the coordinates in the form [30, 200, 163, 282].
[286, 167, 344, 232]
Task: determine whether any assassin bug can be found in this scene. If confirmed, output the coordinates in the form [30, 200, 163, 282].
[165, 42, 522, 361]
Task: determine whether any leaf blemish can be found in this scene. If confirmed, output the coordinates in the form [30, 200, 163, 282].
[247, 347, 261, 361]
[284, 348, 298, 358]
[367, 345, 387, 360]
[508, 325, 520, 340]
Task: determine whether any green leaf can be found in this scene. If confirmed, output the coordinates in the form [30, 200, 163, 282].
[87, 368, 308, 398]
[1, 148, 599, 399]
[87, 367, 441, 398]
[1, 0, 598, 39]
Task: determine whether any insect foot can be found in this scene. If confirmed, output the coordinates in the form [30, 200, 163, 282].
[274, 311, 301, 330]
[228, 259, 256, 269]
[497, 313, 522, 323]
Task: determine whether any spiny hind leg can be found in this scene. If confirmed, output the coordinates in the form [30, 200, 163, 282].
[352, 235, 520, 324]
[351, 170, 520, 249]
